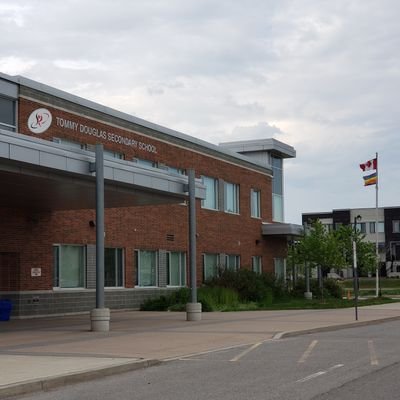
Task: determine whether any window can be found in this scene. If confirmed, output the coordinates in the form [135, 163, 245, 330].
[251, 189, 261, 218]
[134, 158, 157, 168]
[272, 156, 284, 222]
[274, 258, 285, 280]
[53, 245, 85, 288]
[224, 182, 239, 214]
[53, 138, 86, 150]
[201, 176, 218, 210]
[203, 253, 219, 281]
[167, 252, 186, 286]
[104, 149, 124, 160]
[0, 96, 16, 131]
[252, 256, 262, 274]
[226, 255, 240, 271]
[391, 242, 400, 261]
[166, 166, 186, 176]
[135, 250, 158, 287]
[105, 248, 124, 287]
[369, 222, 384, 233]
[356, 222, 366, 234]
[393, 220, 400, 233]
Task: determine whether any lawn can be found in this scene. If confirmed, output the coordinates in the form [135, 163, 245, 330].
[222, 296, 399, 312]
[340, 278, 400, 289]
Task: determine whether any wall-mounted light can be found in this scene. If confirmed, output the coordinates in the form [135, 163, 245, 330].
[89, 220, 96, 228]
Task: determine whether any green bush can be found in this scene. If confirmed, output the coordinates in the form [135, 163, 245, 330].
[205, 269, 281, 303]
[292, 278, 342, 299]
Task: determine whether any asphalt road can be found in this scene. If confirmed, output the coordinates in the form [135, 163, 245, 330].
[10, 320, 400, 400]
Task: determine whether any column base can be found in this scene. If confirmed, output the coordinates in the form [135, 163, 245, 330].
[90, 308, 110, 332]
[304, 292, 313, 300]
[186, 302, 202, 321]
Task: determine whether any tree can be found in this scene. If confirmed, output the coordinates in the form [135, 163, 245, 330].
[288, 220, 344, 276]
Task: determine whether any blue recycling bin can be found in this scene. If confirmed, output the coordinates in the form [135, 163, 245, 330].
[0, 299, 12, 321]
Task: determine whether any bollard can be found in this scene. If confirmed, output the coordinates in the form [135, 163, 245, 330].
[186, 302, 202, 321]
[90, 308, 110, 332]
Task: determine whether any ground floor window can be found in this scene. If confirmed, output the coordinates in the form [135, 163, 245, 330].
[226, 254, 240, 271]
[167, 252, 186, 286]
[252, 256, 262, 274]
[274, 258, 286, 280]
[135, 250, 158, 287]
[203, 253, 219, 281]
[105, 248, 124, 287]
[53, 245, 85, 288]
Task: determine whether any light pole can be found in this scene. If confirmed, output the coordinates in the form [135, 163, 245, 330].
[353, 215, 362, 321]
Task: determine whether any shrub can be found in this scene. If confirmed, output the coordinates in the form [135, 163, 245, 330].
[205, 269, 282, 303]
[292, 278, 342, 299]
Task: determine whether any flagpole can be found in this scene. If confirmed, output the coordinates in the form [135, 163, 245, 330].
[375, 152, 379, 297]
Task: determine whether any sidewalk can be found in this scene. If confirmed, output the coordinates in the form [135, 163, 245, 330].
[1, 303, 400, 398]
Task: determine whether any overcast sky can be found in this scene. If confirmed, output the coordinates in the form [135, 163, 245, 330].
[1, 0, 399, 224]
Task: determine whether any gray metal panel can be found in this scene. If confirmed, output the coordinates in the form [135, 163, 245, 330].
[262, 223, 303, 237]
[86, 244, 96, 289]
[0, 78, 18, 99]
[10, 143, 40, 164]
[0, 141, 10, 158]
[158, 250, 167, 288]
[39, 151, 68, 170]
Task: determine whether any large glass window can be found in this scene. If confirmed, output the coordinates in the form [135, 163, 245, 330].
[224, 182, 239, 214]
[0, 96, 16, 131]
[274, 258, 286, 280]
[134, 158, 157, 168]
[226, 255, 240, 271]
[251, 189, 261, 218]
[53, 245, 85, 288]
[201, 176, 218, 210]
[369, 221, 385, 234]
[105, 248, 124, 287]
[135, 250, 158, 287]
[167, 252, 186, 286]
[272, 156, 284, 222]
[393, 220, 400, 233]
[203, 253, 219, 281]
[252, 256, 262, 274]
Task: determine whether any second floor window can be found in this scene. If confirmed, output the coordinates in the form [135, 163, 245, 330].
[201, 176, 218, 210]
[251, 189, 261, 218]
[224, 182, 239, 214]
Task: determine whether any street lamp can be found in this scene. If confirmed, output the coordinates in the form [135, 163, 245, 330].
[353, 215, 362, 321]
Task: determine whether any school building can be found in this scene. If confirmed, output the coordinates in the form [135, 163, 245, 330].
[0, 72, 300, 317]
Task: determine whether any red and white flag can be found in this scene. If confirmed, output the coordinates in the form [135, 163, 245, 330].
[360, 158, 377, 171]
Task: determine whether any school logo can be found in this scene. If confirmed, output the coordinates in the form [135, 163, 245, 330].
[27, 108, 52, 134]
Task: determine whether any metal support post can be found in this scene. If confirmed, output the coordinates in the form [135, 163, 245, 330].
[186, 169, 202, 321]
[91, 144, 110, 331]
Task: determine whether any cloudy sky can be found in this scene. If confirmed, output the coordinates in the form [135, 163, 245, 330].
[1, 0, 399, 223]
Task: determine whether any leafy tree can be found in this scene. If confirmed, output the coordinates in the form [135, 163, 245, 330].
[288, 220, 378, 277]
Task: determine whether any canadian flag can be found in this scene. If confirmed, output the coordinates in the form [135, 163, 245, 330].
[360, 158, 377, 171]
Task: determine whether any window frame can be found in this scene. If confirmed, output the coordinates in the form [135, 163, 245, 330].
[224, 181, 240, 214]
[225, 254, 240, 271]
[167, 251, 187, 287]
[104, 248, 124, 288]
[135, 250, 158, 287]
[53, 244, 86, 289]
[250, 188, 261, 218]
[201, 176, 219, 211]
[252, 256, 262, 274]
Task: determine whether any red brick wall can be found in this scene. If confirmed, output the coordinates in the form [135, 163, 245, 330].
[0, 97, 287, 291]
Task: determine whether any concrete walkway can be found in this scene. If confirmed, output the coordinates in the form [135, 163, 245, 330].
[1, 303, 400, 398]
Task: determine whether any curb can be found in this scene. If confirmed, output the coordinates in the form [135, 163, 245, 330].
[272, 315, 400, 340]
[0, 359, 160, 399]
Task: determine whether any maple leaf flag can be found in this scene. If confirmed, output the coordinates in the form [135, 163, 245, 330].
[360, 158, 377, 171]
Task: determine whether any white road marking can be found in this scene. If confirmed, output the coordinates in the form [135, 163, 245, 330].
[368, 340, 379, 366]
[230, 342, 262, 362]
[298, 340, 318, 363]
[296, 364, 344, 383]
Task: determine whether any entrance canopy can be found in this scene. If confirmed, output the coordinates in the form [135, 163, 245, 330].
[0, 130, 205, 211]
